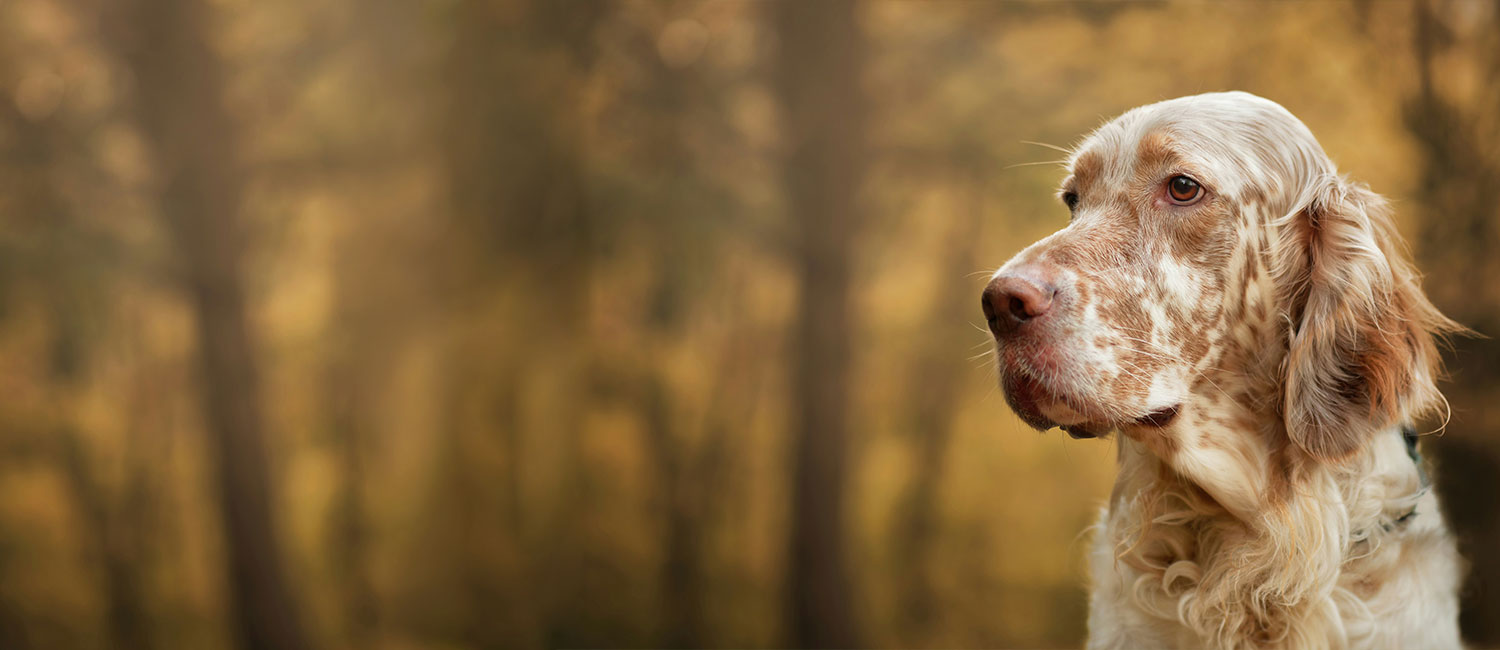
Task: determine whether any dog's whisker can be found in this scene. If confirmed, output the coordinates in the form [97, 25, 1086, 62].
[1002, 159, 1069, 171]
[1020, 139, 1074, 155]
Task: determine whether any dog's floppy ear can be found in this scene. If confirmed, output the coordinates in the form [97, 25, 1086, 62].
[1277, 178, 1456, 460]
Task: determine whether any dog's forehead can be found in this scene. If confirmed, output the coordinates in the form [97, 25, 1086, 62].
[1067, 92, 1327, 197]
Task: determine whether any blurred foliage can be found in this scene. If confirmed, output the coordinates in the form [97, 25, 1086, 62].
[0, 1, 1496, 649]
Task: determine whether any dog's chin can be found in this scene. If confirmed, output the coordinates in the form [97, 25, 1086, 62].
[1002, 373, 1181, 439]
[1001, 374, 1110, 438]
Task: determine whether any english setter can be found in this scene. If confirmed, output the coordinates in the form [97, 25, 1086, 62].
[983, 92, 1463, 649]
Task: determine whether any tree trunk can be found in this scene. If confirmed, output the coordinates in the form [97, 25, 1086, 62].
[773, 1, 867, 647]
[640, 378, 706, 649]
[435, 0, 603, 645]
[326, 371, 378, 646]
[103, 1, 311, 648]
[59, 430, 153, 650]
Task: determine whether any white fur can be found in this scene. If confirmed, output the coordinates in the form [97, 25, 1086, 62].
[1087, 429, 1461, 650]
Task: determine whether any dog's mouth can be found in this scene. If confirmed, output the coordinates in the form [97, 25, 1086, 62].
[1133, 405, 1180, 428]
[1060, 405, 1182, 438]
[1003, 372, 1180, 439]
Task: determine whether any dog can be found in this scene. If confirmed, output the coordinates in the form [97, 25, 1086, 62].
[982, 92, 1463, 649]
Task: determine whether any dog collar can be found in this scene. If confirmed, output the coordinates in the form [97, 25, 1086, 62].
[1391, 424, 1426, 528]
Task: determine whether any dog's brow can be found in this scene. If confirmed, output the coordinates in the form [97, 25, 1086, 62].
[1071, 151, 1103, 191]
[1136, 130, 1178, 170]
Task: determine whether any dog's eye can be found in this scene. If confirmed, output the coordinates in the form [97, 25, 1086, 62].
[1167, 176, 1203, 204]
[1062, 191, 1079, 212]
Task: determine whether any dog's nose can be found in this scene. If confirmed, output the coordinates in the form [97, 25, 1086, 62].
[982, 273, 1057, 338]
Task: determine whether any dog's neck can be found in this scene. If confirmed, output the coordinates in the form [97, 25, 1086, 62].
[1104, 422, 1429, 647]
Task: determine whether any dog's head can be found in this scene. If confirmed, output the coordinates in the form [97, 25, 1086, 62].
[984, 92, 1454, 511]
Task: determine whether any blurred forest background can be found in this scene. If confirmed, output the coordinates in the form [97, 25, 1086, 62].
[1, 0, 1498, 648]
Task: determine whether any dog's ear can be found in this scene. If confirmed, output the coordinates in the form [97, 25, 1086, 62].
[1277, 178, 1456, 461]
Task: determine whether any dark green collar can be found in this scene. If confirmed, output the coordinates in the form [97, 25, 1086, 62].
[1393, 424, 1426, 528]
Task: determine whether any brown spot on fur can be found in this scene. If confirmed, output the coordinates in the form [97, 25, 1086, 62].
[1240, 182, 1270, 213]
[1072, 150, 1104, 193]
[1136, 129, 1177, 170]
[1181, 335, 1211, 367]
[1167, 199, 1236, 264]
